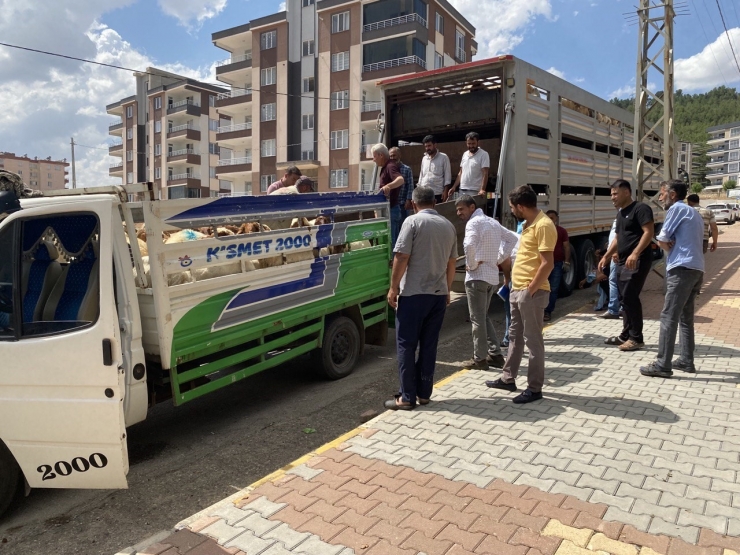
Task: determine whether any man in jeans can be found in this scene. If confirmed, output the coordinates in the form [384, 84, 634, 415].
[598, 179, 654, 351]
[486, 185, 556, 404]
[640, 180, 704, 378]
[455, 195, 506, 370]
[386, 186, 457, 409]
[372, 144, 405, 248]
[389, 147, 414, 222]
[544, 210, 571, 322]
[598, 218, 621, 319]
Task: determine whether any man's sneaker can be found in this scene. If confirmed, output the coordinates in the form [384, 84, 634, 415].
[485, 378, 517, 392]
[486, 354, 506, 368]
[619, 339, 644, 351]
[462, 358, 489, 370]
[640, 362, 673, 378]
[599, 311, 621, 319]
[513, 389, 543, 404]
[672, 359, 697, 373]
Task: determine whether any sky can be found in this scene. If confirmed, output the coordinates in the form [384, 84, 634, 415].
[1, 0, 739, 188]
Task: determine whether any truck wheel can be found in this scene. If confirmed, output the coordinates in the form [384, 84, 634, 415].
[314, 316, 361, 380]
[0, 441, 20, 518]
[577, 239, 596, 283]
[559, 247, 577, 298]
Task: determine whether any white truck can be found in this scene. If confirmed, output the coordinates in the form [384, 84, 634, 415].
[0, 184, 392, 515]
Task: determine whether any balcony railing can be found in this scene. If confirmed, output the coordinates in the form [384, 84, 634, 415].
[217, 88, 253, 101]
[110, 163, 123, 169]
[217, 121, 253, 133]
[363, 55, 426, 73]
[216, 52, 253, 67]
[361, 101, 382, 112]
[456, 47, 466, 62]
[168, 148, 196, 157]
[169, 99, 200, 109]
[168, 123, 199, 133]
[363, 13, 427, 32]
[218, 155, 252, 166]
[168, 173, 200, 181]
[109, 119, 122, 128]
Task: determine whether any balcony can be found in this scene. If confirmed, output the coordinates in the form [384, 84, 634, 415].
[216, 155, 253, 176]
[456, 47, 466, 63]
[216, 88, 253, 109]
[167, 173, 201, 188]
[109, 162, 123, 175]
[168, 185, 203, 200]
[707, 159, 726, 167]
[216, 121, 253, 143]
[109, 141, 123, 155]
[708, 135, 728, 145]
[707, 146, 727, 156]
[362, 13, 427, 42]
[216, 52, 253, 77]
[167, 148, 201, 165]
[362, 55, 426, 79]
[109, 119, 123, 134]
[167, 99, 201, 117]
[361, 101, 382, 121]
[167, 123, 201, 141]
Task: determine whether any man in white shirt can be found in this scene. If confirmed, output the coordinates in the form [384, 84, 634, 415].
[455, 195, 506, 369]
[418, 134, 451, 204]
[446, 131, 490, 200]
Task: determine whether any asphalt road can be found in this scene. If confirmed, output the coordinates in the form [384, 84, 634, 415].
[0, 286, 595, 555]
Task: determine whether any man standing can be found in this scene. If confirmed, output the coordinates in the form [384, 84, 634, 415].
[544, 210, 571, 322]
[486, 185, 556, 404]
[445, 132, 489, 200]
[386, 186, 457, 410]
[418, 135, 451, 204]
[641, 180, 705, 377]
[501, 220, 524, 347]
[266, 166, 301, 194]
[686, 194, 718, 253]
[372, 144, 405, 248]
[455, 195, 506, 370]
[389, 147, 414, 222]
[598, 218, 621, 319]
[598, 179, 654, 351]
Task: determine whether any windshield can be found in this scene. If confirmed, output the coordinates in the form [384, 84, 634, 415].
[706, 205, 726, 210]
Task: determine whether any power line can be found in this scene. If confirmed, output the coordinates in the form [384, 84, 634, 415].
[713, 0, 740, 76]
[689, 0, 730, 85]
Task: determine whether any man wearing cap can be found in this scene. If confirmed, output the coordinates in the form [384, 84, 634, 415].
[266, 166, 302, 194]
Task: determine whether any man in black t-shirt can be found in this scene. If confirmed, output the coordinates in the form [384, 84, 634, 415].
[599, 179, 654, 351]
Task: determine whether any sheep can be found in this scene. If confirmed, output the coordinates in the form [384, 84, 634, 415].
[165, 229, 207, 244]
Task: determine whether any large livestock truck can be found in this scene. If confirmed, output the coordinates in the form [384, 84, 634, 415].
[0, 184, 391, 515]
[379, 56, 665, 293]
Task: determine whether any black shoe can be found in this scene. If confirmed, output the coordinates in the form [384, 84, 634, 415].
[672, 359, 697, 373]
[513, 389, 543, 404]
[462, 358, 489, 370]
[384, 398, 414, 410]
[486, 354, 506, 368]
[485, 378, 517, 392]
[639, 363, 673, 378]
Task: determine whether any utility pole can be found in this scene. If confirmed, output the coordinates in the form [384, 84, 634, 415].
[70, 137, 77, 189]
[633, 0, 675, 200]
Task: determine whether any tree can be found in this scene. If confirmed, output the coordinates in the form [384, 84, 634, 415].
[724, 180, 737, 191]
[691, 182, 703, 194]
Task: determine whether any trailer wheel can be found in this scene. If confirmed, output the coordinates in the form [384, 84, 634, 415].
[0, 441, 21, 518]
[314, 316, 361, 380]
[577, 239, 596, 284]
[559, 247, 576, 298]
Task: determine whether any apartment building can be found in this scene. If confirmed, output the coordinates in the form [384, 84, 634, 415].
[706, 121, 740, 190]
[0, 152, 69, 191]
[107, 68, 227, 199]
[676, 141, 697, 184]
[212, 0, 476, 195]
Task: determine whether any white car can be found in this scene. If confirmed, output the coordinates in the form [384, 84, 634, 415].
[707, 203, 735, 224]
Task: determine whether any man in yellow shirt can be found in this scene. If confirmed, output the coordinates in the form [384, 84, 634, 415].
[486, 185, 556, 404]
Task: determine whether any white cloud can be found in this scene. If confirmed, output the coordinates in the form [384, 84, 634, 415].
[157, 0, 228, 29]
[675, 28, 740, 91]
[609, 84, 635, 99]
[449, 0, 552, 58]
[573, 10, 579, 16]
[546, 67, 566, 79]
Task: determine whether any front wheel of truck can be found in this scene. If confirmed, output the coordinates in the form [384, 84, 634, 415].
[314, 316, 361, 380]
[0, 441, 21, 518]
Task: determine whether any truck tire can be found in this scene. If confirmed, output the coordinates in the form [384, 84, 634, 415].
[559, 247, 577, 298]
[0, 441, 20, 518]
[577, 239, 596, 284]
[314, 316, 361, 380]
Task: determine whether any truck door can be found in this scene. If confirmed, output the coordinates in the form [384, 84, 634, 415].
[0, 201, 128, 489]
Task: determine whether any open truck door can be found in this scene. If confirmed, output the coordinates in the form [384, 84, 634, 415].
[0, 197, 128, 507]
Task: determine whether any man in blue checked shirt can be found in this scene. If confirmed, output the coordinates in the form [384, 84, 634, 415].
[640, 180, 704, 378]
[389, 147, 414, 224]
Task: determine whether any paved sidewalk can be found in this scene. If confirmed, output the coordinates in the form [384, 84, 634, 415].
[120, 225, 740, 555]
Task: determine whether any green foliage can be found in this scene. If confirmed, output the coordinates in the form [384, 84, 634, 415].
[691, 182, 703, 194]
[724, 180, 738, 190]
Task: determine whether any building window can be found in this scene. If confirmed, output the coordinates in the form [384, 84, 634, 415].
[209, 143, 220, 155]
[330, 169, 348, 188]
[731, 128, 740, 137]
[261, 139, 276, 157]
[155, 144, 161, 156]
[330, 90, 349, 110]
[434, 52, 443, 69]
[127, 150, 134, 162]
[261, 67, 277, 86]
[261, 103, 277, 121]
[301, 150, 314, 160]
[209, 167, 217, 178]
[730, 139, 740, 150]
[435, 13, 444, 33]
[47, 172, 52, 179]
[302, 77, 315, 93]
[456, 30, 465, 61]
[261, 30, 277, 50]
[302, 40, 315, 56]
[126, 106, 133, 118]
[260, 174, 276, 192]
[209, 95, 217, 107]
[155, 121, 162, 133]
[302, 114, 314, 130]
[303, 0, 314, 5]
[127, 172, 134, 184]
[331, 51, 350, 72]
[154, 97, 162, 109]
[332, 11, 349, 33]
[127, 128, 133, 140]
[47, 182, 52, 188]
[155, 167, 161, 179]
[209, 118, 219, 131]
[730, 151, 740, 162]
[330, 130, 349, 150]
[729, 163, 740, 173]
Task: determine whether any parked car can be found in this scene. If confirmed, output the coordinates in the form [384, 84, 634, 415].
[707, 203, 735, 224]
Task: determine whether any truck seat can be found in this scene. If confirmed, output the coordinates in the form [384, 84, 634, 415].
[21, 240, 63, 323]
[43, 241, 100, 323]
